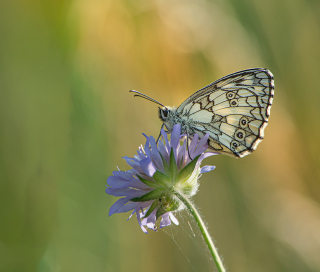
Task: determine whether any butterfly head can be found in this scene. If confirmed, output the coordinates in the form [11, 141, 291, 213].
[158, 106, 172, 122]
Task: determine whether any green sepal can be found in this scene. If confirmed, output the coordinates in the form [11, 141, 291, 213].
[143, 200, 159, 218]
[156, 195, 180, 220]
[169, 148, 178, 182]
[153, 170, 169, 187]
[136, 175, 162, 189]
[159, 152, 169, 174]
[130, 188, 166, 202]
[176, 154, 201, 184]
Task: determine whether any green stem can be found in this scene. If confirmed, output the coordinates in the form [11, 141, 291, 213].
[174, 191, 226, 272]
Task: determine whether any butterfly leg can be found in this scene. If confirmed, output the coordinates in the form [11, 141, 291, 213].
[186, 131, 193, 160]
[156, 123, 166, 143]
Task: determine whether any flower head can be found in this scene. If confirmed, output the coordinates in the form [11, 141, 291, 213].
[106, 124, 218, 233]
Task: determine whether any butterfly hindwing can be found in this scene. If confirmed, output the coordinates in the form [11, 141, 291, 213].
[175, 68, 274, 158]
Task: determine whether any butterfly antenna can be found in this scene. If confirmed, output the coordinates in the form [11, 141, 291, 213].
[130, 90, 166, 108]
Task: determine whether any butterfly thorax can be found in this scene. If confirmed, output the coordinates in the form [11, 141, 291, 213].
[159, 106, 192, 134]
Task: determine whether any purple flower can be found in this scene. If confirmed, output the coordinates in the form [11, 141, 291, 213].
[106, 124, 218, 233]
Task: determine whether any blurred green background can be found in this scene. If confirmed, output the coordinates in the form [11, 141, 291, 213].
[1, 0, 320, 271]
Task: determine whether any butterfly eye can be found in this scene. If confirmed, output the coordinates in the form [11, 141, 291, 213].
[159, 108, 170, 121]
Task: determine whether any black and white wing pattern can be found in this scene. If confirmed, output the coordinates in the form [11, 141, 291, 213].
[176, 68, 274, 158]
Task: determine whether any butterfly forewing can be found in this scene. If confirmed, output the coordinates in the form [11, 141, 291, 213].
[174, 68, 274, 158]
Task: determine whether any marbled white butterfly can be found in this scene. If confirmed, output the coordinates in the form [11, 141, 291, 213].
[130, 68, 274, 158]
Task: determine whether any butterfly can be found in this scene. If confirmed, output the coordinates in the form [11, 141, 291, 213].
[130, 68, 274, 158]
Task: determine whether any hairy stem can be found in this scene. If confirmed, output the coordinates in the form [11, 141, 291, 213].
[174, 191, 226, 272]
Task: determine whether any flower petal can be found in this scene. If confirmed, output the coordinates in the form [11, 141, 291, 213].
[105, 187, 151, 197]
[117, 200, 153, 213]
[140, 158, 157, 177]
[196, 152, 219, 166]
[160, 128, 170, 152]
[170, 124, 180, 148]
[177, 139, 187, 170]
[109, 197, 131, 216]
[142, 134, 153, 162]
[160, 213, 171, 228]
[136, 209, 148, 234]
[141, 209, 157, 231]
[137, 147, 146, 160]
[112, 170, 134, 180]
[196, 133, 210, 153]
[149, 136, 164, 172]
[188, 134, 199, 159]
[202, 151, 220, 158]
[123, 156, 144, 173]
[170, 124, 181, 161]
[169, 212, 179, 225]
[107, 175, 149, 189]
[200, 165, 216, 174]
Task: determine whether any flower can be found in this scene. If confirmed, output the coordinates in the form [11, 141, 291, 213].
[106, 124, 218, 233]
